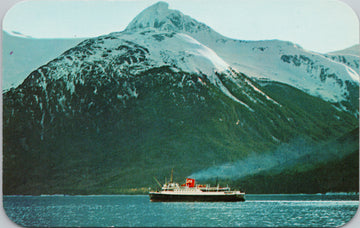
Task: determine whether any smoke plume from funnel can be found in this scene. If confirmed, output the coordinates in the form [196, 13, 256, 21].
[189, 137, 353, 180]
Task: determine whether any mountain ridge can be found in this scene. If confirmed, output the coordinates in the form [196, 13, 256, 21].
[328, 44, 359, 56]
[123, 1, 359, 114]
[2, 1, 358, 195]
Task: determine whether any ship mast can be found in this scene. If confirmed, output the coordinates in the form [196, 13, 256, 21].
[170, 168, 173, 183]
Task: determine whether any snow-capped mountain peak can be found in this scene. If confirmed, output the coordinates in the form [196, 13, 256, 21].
[125, 1, 210, 33]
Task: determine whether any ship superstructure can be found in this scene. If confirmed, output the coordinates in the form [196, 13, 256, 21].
[149, 171, 245, 202]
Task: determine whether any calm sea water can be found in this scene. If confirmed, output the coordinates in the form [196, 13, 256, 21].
[3, 194, 359, 227]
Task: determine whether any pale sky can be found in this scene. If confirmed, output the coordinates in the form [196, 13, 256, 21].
[2, 0, 359, 53]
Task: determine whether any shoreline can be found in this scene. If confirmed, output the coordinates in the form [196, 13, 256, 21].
[3, 192, 359, 197]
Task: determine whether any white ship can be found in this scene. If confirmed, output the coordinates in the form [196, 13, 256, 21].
[149, 170, 245, 202]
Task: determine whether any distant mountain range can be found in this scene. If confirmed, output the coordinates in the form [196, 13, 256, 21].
[329, 44, 360, 56]
[3, 2, 358, 195]
[2, 31, 84, 90]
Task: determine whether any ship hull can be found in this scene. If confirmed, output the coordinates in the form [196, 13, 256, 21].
[149, 192, 245, 202]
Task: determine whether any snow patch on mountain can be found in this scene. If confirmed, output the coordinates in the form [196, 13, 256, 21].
[197, 39, 359, 104]
[110, 30, 245, 106]
[190, 33, 357, 106]
[245, 78, 281, 106]
[30, 27, 256, 110]
[324, 53, 359, 75]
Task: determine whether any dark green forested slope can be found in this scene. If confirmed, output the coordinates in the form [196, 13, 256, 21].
[235, 150, 358, 194]
[3, 68, 358, 195]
